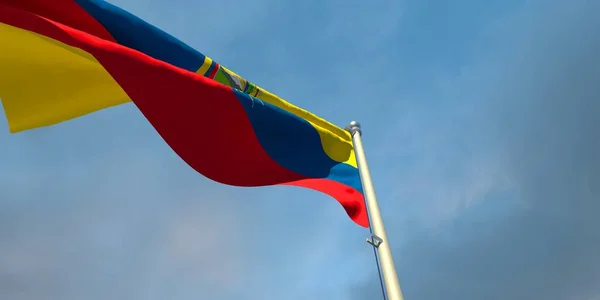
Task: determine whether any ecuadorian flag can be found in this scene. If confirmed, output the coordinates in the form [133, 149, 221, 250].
[0, 0, 368, 227]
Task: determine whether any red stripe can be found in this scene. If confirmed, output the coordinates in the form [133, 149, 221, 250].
[1, 0, 116, 42]
[0, 4, 306, 186]
[1, 4, 369, 227]
[286, 179, 369, 227]
[207, 62, 219, 79]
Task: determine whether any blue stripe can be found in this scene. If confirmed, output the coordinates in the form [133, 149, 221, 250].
[327, 163, 364, 194]
[73, 0, 364, 194]
[232, 90, 362, 193]
[75, 0, 205, 72]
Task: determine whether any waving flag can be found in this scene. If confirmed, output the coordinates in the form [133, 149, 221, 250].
[0, 0, 368, 227]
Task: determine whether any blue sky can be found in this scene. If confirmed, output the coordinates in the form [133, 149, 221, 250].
[1, 0, 599, 299]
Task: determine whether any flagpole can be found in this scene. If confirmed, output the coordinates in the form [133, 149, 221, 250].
[346, 121, 405, 300]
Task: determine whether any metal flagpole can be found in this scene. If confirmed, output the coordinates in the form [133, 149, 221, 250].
[346, 121, 405, 300]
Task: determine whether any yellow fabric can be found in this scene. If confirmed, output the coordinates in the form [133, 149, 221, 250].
[0, 21, 356, 168]
[196, 56, 213, 76]
[256, 88, 357, 168]
[0, 23, 130, 133]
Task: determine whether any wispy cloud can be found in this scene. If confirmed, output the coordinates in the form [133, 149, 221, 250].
[2, 0, 598, 299]
[352, 0, 600, 299]
[0, 0, 403, 299]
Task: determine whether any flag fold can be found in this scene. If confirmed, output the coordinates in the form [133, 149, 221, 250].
[0, 0, 369, 227]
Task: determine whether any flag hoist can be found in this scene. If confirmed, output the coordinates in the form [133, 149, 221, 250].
[346, 121, 405, 300]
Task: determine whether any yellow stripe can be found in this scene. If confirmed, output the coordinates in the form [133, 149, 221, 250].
[260, 88, 358, 168]
[196, 56, 213, 76]
[0, 22, 356, 168]
[0, 23, 131, 133]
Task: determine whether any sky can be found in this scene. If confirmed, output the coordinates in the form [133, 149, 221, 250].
[1, 0, 599, 299]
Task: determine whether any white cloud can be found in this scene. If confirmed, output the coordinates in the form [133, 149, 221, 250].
[160, 201, 247, 288]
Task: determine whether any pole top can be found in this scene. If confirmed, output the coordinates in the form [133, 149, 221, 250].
[345, 121, 362, 135]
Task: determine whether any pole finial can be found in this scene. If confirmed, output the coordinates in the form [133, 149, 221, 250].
[345, 121, 362, 135]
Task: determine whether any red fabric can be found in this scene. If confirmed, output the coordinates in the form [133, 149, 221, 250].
[2, 0, 115, 41]
[0, 3, 370, 228]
